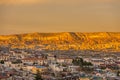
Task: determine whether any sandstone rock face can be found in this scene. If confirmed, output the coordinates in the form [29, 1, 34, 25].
[0, 32, 120, 51]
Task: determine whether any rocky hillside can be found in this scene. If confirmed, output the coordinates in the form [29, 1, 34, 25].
[0, 32, 120, 51]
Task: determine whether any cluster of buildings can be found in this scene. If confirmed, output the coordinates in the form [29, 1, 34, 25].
[0, 48, 120, 80]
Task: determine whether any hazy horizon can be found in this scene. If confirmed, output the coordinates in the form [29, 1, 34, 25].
[0, 0, 120, 35]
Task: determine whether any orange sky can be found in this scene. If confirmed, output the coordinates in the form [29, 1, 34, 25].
[0, 0, 120, 35]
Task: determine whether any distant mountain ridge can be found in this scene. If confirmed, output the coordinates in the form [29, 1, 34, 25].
[0, 32, 120, 51]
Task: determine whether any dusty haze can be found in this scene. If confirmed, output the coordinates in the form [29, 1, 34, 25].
[0, 0, 120, 35]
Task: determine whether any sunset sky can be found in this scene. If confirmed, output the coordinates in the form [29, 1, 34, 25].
[0, 0, 120, 35]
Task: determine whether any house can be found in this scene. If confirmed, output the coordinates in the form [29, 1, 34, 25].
[4, 61, 14, 68]
[0, 76, 12, 80]
[79, 78, 90, 80]
[91, 76, 103, 80]
[90, 58, 105, 66]
[68, 65, 80, 73]
[56, 57, 73, 64]
[47, 55, 56, 61]
[49, 63, 65, 72]
[0, 73, 12, 80]
[25, 65, 34, 71]
[22, 58, 47, 65]
[5, 61, 23, 69]
[0, 55, 9, 61]
[32, 66, 48, 74]
[115, 61, 120, 67]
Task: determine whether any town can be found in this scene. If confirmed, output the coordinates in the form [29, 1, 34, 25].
[0, 46, 120, 80]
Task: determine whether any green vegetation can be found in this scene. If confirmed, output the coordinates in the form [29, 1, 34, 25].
[35, 70, 43, 80]
[0, 60, 4, 64]
[72, 58, 93, 67]
[117, 71, 120, 76]
[72, 58, 93, 72]
[12, 59, 22, 64]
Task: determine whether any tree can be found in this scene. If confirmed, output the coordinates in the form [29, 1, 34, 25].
[72, 58, 93, 72]
[117, 71, 120, 76]
[20, 68, 23, 71]
[12, 59, 22, 64]
[35, 70, 43, 80]
[0, 60, 4, 64]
